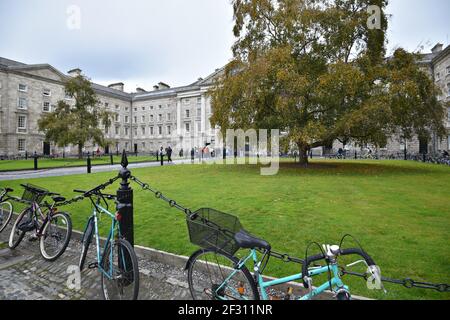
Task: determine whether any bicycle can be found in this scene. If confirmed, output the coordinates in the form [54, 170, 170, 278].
[0, 187, 14, 233]
[185, 208, 383, 300]
[9, 184, 72, 262]
[74, 185, 139, 300]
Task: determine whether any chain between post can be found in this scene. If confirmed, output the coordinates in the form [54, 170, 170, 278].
[130, 175, 193, 217]
[125, 175, 450, 294]
[340, 268, 450, 293]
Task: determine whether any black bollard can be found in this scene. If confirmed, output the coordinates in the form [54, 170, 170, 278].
[110, 153, 114, 165]
[355, 151, 357, 160]
[25, 151, 28, 160]
[87, 155, 92, 174]
[117, 150, 134, 246]
[34, 154, 38, 171]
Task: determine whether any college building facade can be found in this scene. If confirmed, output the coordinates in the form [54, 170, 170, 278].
[0, 57, 222, 157]
[0, 43, 449, 158]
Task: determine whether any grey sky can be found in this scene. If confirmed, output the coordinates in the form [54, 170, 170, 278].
[0, 0, 448, 92]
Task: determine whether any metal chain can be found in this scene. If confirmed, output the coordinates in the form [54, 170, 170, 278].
[129, 175, 450, 294]
[130, 175, 194, 217]
[340, 268, 450, 293]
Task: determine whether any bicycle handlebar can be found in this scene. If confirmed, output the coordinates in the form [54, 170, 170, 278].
[74, 189, 116, 200]
[302, 248, 376, 289]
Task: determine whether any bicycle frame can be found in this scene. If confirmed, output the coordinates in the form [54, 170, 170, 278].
[86, 201, 121, 280]
[217, 249, 348, 300]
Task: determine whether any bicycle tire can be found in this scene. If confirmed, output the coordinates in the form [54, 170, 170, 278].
[0, 201, 13, 233]
[8, 208, 32, 249]
[79, 217, 95, 271]
[100, 238, 139, 300]
[40, 212, 72, 262]
[187, 248, 260, 300]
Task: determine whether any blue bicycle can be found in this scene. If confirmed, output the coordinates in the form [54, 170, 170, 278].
[186, 208, 382, 300]
[75, 185, 139, 300]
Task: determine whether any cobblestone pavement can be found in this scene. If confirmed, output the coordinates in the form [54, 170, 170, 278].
[0, 224, 340, 301]
[0, 225, 192, 300]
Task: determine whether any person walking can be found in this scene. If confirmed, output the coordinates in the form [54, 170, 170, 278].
[159, 146, 165, 166]
[190, 148, 195, 163]
[179, 148, 184, 159]
[167, 145, 173, 163]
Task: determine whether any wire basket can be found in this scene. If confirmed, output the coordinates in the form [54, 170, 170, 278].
[21, 184, 48, 204]
[187, 208, 242, 256]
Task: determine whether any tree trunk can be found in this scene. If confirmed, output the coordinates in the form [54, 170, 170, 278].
[297, 142, 309, 166]
[78, 144, 83, 159]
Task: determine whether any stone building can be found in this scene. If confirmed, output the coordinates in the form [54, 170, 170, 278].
[1, 43, 449, 158]
[0, 56, 221, 157]
[329, 43, 450, 156]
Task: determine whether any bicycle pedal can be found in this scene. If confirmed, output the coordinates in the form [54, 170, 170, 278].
[88, 262, 98, 269]
[28, 234, 38, 242]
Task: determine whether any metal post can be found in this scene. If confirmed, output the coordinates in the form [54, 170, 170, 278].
[25, 151, 28, 160]
[87, 154, 92, 174]
[117, 150, 134, 246]
[355, 151, 357, 160]
[33, 153, 38, 171]
[110, 153, 114, 165]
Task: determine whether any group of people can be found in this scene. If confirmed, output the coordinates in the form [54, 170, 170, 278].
[156, 146, 173, 165]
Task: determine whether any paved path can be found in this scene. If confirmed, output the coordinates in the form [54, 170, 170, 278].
[0, 158, 206, 181]
[0, 225, 192, 300]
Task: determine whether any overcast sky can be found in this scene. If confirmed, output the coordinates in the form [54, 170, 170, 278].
[0, 0, 448, 92]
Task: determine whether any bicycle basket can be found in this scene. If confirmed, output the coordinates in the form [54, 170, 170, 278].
[21, 184, 48, 204]
[186, 208, 242, 256]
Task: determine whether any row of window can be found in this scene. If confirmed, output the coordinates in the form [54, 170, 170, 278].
[17, 97, 54, 112]
[18, 83, 72, 99]
[112, 108, 204, 124]
[108, 122, 204, 137]
[435, 66, 450, 80]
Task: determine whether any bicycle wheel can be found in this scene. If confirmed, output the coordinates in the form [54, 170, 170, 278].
[100, 239, 139, 300]
[0, 201, 13, 233]
[9, 208, 33, 249]
[79, 217, 95, 271]
[187, 249, 259, 300]
[40, 212, 72, 262]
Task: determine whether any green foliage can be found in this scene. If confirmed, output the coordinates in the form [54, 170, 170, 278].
[38, 76, 113, 158]
[211, 0, 444, 164]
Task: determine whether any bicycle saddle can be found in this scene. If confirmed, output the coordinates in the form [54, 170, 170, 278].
[5, 188, 13, 193]
[52, 196, 66, 203]
[234, 229, 271, 251]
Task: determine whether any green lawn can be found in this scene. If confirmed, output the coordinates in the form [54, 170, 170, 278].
[1, 160, 449, 300]
[0, 155, 157, 171]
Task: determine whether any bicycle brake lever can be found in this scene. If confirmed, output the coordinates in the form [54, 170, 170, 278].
[346, 260, 368, 268]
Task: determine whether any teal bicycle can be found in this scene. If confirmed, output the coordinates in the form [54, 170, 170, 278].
[74, 184, 139, 300]
[186, 208, 382, 300]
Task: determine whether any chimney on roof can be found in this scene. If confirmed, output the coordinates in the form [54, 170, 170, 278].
[68, 68, 82, 77]
[431, 43, 444, 54]
[153, 85, 160, 91]
[158, 82, 170, 89]
[108, 82, 124, 92]
[198, 77, 203, 81]
[136, 87, 147, 93]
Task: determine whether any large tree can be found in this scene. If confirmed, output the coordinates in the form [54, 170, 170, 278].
[210, 0, 444, 164]
[38, 75, 112, 158]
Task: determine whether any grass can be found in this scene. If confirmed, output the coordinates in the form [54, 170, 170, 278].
[1, 160, 449, 300]
[0, 155, 157, 172]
